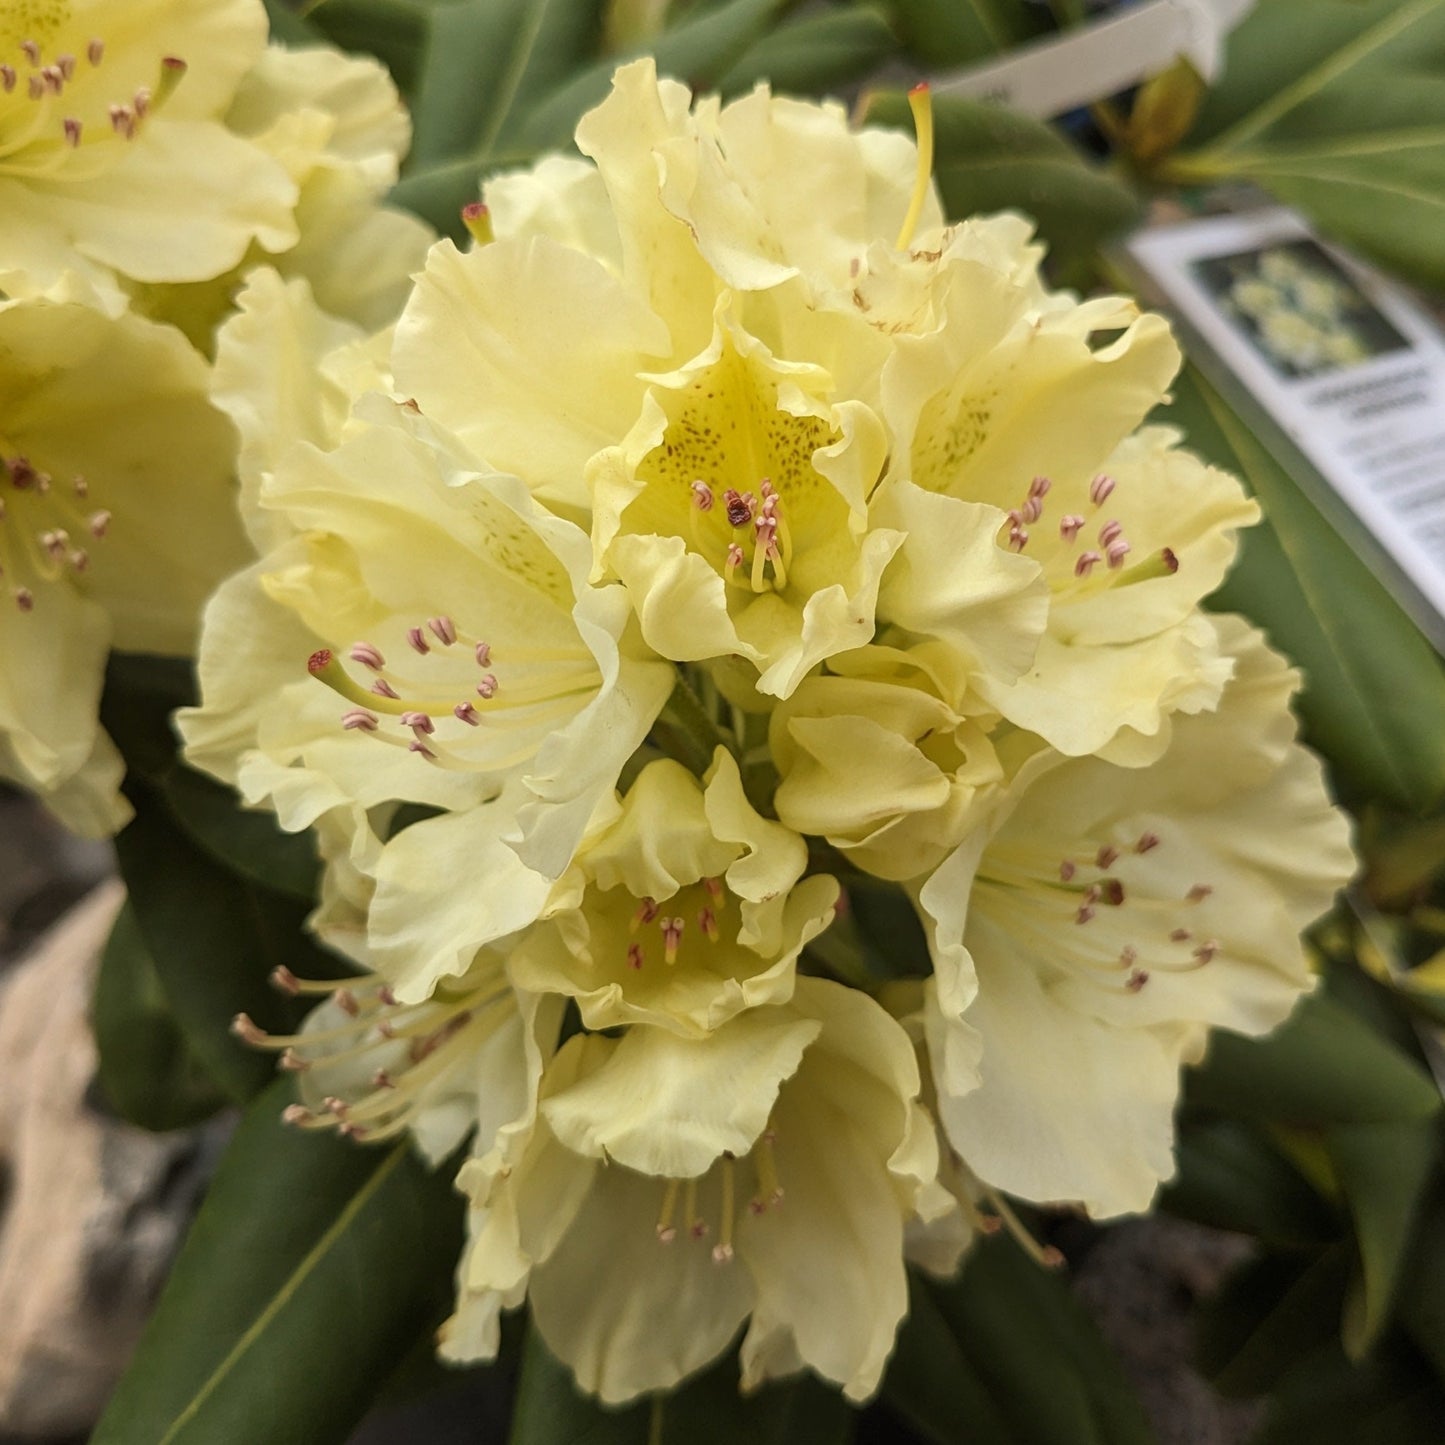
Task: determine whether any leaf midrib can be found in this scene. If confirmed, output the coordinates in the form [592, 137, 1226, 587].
[154, 1146, 406, 1445]
[1208, 0, 1443, 152]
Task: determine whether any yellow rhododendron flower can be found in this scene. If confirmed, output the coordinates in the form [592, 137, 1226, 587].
[180, 393, 674, 998]
[0, 0, 297, 309]
[441, 978, 950, 1404]
[391, 59, 1047, 700]
[915, 615, 1355, 1216]
[0, 296, 246, 834]
[127, 42, 432, 350]
[511, 749, 839, 1036]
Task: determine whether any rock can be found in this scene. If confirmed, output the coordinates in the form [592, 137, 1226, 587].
[0, 882, 220, 1441]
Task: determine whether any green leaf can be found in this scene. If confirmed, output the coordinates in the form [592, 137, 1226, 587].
[509, 1326, 856, 1445]
[714, 6, 900, 95]
[881, 0, 1045, 66]
[1170, 0, 1445, 292]
[160, 764, 321, 901]
[1397, 1177, 1445, 1382]
[885, 1239, 1155, 1445]
[265, 0, 322, 43]
[1168, 365, 1445, 811]
[303, 0, 435, 98]
[1187, 994, 1443, 1127]
[407, 0, 603, 169]
[114, 780, 351, 1103]
[91, 901, 231, 1132]
[1196, 1246, 1352, 1397]
[864, 92, 1142, 266]
[92, 1079, 464, 1445]
[1160, 1114, 1342, 1247]
[1329, 1118, 1440, 1358]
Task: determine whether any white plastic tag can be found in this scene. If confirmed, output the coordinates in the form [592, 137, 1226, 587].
[1125, 207, 1445, 651]
[931, 0, 1257, 119]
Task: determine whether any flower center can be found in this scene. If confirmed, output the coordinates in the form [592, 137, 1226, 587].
[619, 874, 729, 972]
[996, 470, 1179, 593]
[306, 614, 600, 768]
[0, 448, 110, 611]
[977, 828, 1221, 994]
[0, 25, 186, 182]
[652, 1130, 784, 1264]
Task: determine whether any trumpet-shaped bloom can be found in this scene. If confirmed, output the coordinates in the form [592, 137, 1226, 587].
[511, 749, 839, 1035]
[127, 42, 432, 349]
[0, 0, 297, 310]
[391, 59, 1047, 701]
[0, 296, 247, 834]
[442, 978, 949, 1404]
[916, 615, 1356, 1216]
[180, 396, 674, 998]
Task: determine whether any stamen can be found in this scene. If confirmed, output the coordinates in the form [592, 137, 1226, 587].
[627, 943, 644, 970]
[406, 626, 429, 655]
[1095, 844, 1119, 869]
[1170, 928, 1191, 942]
[685, 1178, 706, 1239]
[630, 898, 659, 932]
[703, 877, 724, 904]
[476, 674, 498, 699]
[63, 117, 80, 146]
[1136, 832, 1160, 853]
[661, 917, 684, 964]
[1187, 884, 1213, 902]
[453, 701, 481, 725]
[690, 480, 714, 511]
[1074, 550, 1102, 577]
[428, 615, 457, 645]
[712, 1156, 737, 1263]
[1099, 520, 1123, 547]
[1059, 860, 1076, 882]
[474, 641, 492, 667]
[750, 1132, 783, 1213]
[1107, 540, 1131, 569]
[698, 906, 719, 942]
[979, 1185, 1064, 1269]
[656, 1180, 680, 1242]
[87, 39, 104, 66]
[341, 707, 379, 731]
[1126, 970, 1150, 992]
[348, 641, 385, 670]
[461, 202, 493, 245]
[1089, 474, 1115, 506]
[372, 678, 400, 699]
[895, 82, 934, 251]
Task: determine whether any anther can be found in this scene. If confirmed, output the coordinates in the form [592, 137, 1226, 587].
[400, 710, 434, 735]
[476, 674, 498, 699]
[20, 39, 39, 65]
[661, 917, 684, 964]
[1192, 940, 1219, 964]
[14, 588, 33, 612]
[627, 943, 644, 971]
[428, 615, 457, 645]
[282, 1104, 313, 1126]
[406, 626, 429, 655]
[87, 39, 104, 66]
[372, 678, 400, 699]
[409, 740, 436, 758]
[1029, 476, 1051, 500]
[712, 1157, 737, 1264]
[1059, 860, 1076, 882]
[0, 65, 13, 91]
[1107, 540, 1131, 568]
[631, 898, 660, 933]
[57, 54, 75, 79]
[691, 480, 714, 511]
[725, 543, 744, 577]
[1074, 550, 1102, 577]
[474, 641, 492, 667]
[334, 989, 360, 1016]
[1121, 946, 1138, 967]
[1136, 832, 1160, 853]
[1075, 904, 1096, 925]
[270, 966, 301, 995]
[1089, 474, 1115, 506]
[703, 877, 724, 903]
[698, 907, 719, 942]
[231, 1013, 267, 1045]
[454, 701, 480, 726]
[1126, 970, 1150, 992]
[28, 73, 43, 99]
[341, 707, 379, 731]
[1008, 523, 1029, 552]
[63, 117, 81, 146]
[279, 1048, 310, 1072]
[1096, 844, 1119, 869]
[348, 641, 385, 670]
[1170, 928, 1192, 942]
[1187, 884, 1213, 902]
[1099, 520, 1123, 547]
[1021, 496, 1043, 524]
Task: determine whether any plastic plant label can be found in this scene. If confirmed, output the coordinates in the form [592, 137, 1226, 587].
[1126, 205, 1445, 651]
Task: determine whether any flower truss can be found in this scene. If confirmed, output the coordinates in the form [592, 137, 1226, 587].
[185, 62, 1356, 1405]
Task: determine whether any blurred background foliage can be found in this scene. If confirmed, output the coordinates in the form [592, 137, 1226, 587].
[91, 1, 1445, 1441]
